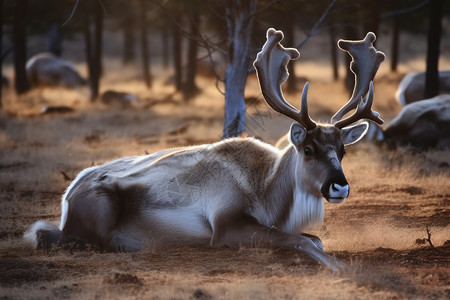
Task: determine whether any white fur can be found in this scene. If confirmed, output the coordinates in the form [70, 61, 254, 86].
[110, 206, 212, 250]
[395, 71, 450, 106]
[341, 122, 369, 145]
[283, 191, 324, 233]
[395, 72, 416, 106]
[59, 166, 98, 230]
[23, 220, 58, 248]
[27, 134, 347, 252]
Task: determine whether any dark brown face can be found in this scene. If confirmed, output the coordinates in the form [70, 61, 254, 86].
[290, 123, 349, 203]
[289, 121, 369, 202]
[306, 126, 349, 202]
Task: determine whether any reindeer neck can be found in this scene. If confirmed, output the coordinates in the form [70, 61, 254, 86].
[261, 145, 324, 233]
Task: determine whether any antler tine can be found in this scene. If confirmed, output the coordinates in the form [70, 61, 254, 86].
[331, 32, 385, 127]
[254, 28, 316, 130]
[334, 81, 383, 129]
[300, 82, 316, 129]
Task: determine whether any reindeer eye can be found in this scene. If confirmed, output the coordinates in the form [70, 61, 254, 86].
[304, 147, 313, 156]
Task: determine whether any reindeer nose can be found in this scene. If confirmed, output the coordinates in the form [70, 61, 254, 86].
[327, 183, 349, 203]
[332, 183, 346, 192]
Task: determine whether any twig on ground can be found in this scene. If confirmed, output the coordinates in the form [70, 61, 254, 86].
[426, 226, 435, 248]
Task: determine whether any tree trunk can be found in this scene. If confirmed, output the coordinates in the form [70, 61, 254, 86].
[172, 18, 182, 91]
[122, 15, 135, 65]
[139, 0, 151, 88]
[88, 1, 103, 101]
[223, 0, 257, 138]
[363, 0, 382, 42]
[48, 22, 62, 57]
[161, 27, 169, 69]
[284, 14, 297, 93]
[13, 0, 30, 95]
[83, 2, 103, 101]
[329, 26, 338, 80]
[82, 15, 93, 88]
[183, 9, 201, 101]
[424, 0, 442, 99]
[390, 16, 400, 72]
[93, 1, 103, 81]
[0, 0, 4, 107]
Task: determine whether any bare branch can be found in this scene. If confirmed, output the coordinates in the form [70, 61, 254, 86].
[62, 0, 108, 26]
[154, 0, 228, 91]
[381, 0, 430, 20]
[97, 0, 108, 17]
[158, 2, 228, 56]
[295, 0, 337, 49]
[426, 226, 435, 248]
[246, 0, 280, 20]
[1, 47, 12, 62]
[62, 0, 80, 26]
[202, 34, 226, 94]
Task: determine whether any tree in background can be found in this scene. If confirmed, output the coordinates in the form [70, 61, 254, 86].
[0, 0, 5, 107]
[12, 0, 30, 95]
[424, 0, 443, 99]
[161, 1, 184, 92]
[382, 0, 435, 72]
[2, 0, 449, 126]
[139, 0, 152, 88]
[183, 2, 202, 101]
[381, 0, 449, 98]
[82, 1, 104, 101]
[223, 0, 257, 138]
[121, 5, 137, 65]
[159, 0, 205, 101]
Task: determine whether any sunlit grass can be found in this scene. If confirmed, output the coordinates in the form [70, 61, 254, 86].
[1, 30, 449, 299]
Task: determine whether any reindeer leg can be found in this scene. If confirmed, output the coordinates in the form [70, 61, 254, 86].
[302, 233, 324, 251]
[212, 213, 345, 273]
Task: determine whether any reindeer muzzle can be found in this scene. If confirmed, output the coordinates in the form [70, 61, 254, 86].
[321, 178, 350, 204]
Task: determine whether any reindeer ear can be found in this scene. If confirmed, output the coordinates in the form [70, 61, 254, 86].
[341, 122, 369, 145]
[289, 123, 307, 146]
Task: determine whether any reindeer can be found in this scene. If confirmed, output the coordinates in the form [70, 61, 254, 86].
[395, 70, 450, 106]
[387, 70, 450, 150]
[377, 95, 450, 150]
[26, 53, 88, 90]
[324, 95, 450, 152]
[100, 90, 139, 109]
[24, 29, 385, 271]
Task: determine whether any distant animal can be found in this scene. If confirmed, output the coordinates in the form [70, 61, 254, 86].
[395, 70, 450, 106]
[24, 29, 385, 272]
[340, 95, 450, 151]
[26, 53, 88, 89]
[384, 95, 450, 150]
[280, 96, 450, 152]
[100, 90, 139, 108]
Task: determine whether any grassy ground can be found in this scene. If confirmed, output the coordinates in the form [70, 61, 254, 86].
[0, 31, 449, 299]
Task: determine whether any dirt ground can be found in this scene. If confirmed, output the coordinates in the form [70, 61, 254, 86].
[1, 32, 450, 299]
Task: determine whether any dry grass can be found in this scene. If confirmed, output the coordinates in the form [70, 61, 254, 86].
[1, 31, 450, 299]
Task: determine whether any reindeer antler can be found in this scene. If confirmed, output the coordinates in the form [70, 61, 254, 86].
[254, 28, 316, 130]
[332, 32, 386, 128]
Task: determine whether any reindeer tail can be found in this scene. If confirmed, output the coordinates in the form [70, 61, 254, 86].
[24, 221, 73, 249]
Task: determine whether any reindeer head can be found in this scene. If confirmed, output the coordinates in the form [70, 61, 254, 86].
[254, 28, 385, 203]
